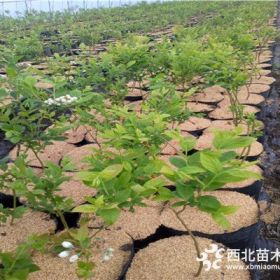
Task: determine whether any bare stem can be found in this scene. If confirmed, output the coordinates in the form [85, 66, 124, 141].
[171, 207, 203, 277]
[57, 210, 69, 231]
[10, 190, 17, 226]
[31, 148, 45, 169]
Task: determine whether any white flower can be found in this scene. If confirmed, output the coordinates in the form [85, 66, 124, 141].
[69, 254, 79, 263]
[102, 247, 114, 262]
[102, 255, 111, 262]
[58, 250, 70, 258]
[62, 241, 74, 249]
[107, 247, 114, 253]
[44, 95, 77, 106]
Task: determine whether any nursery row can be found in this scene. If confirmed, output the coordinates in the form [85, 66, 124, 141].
[0, 1, 277, 279]
[0, 1, 254, 60]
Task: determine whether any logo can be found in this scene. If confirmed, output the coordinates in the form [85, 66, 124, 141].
[196, 243, 225, 271]
[197, 245, 280, 271]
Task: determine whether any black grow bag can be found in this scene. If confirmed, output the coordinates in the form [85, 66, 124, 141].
[221, 180, 263, 200]
[165, 222, 261, 251]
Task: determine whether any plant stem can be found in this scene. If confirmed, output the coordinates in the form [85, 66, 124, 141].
[171, 207, 203, 277]
[57, 210, 69, 231]
[30, 148, 45, 169]
[10, 190, 17, 226]
[16, 144, 21, 157]
[89, 226, 104, 240]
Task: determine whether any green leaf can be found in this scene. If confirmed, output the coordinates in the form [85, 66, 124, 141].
[76, 261, 95, 278]
[77, 171, 98, 182]
[172, 201, 188, 208]
[200, 151, 222, 173]
[12, 206, 26, 219]
[169, 156, 186, 168]
[127, 60, 136, 67]
[206, 168, 261, 190]
[144, 177, 166, 189]
[115, 189, 131, 204]
[98, 208, 120, 225]
[179, 165, 205, 174]
[155, 187, 174, 201]
[211, 212, 231, 229]
[60, 156, 76, 171]
[6, 66, 17, 77]
[72, 204, 97, 213]
[219, 205, 239, 215]
[220, 151, 237, 162]
[0, 88, 8, 100]
[176, 182, 195, 200]
[180, 137, 196, 152]
[131, 184, 145, 193]
[198, 195, 221, 212]
[100, 164, 123, 180]
[213, 131, 255, 150]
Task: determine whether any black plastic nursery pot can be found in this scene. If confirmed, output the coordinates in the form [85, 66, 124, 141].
[165, 221, 261, 252]
[186, 129, 206, 138]
[53, 211, 81, 232]
[222, 180, 263, 201]
[194, 222, 261, 251]
[124, 95, 144, 102]
[124, 234, 251, 280]
[0, 192, 22, 208]
[259, 88, 271, 98]
[242, 154, 263, 163]
[0, 130, 14, 160]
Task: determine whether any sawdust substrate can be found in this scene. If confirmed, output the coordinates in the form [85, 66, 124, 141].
[31, 64, 49, 70]
[126, 235, 250, 280]
[88, 109, 106, 123]
[195, 132, 215, 150]
[238, 84, 270, 95]
[250, 76, 275, 85]
[85, 200, 162, 240]
[186, 102, 216, 113]
[224, 165, 263, 189]
[55, 172, 97, 206]
[257, 56, 272, 64]
[161, 133, 195, 155]
[178, 117, 211, 132]
[161, 139, 183, 155]
[176, 84, 189, 91]
[236, 93, 265, 106]
[258, 50, 273, 57]
[160, 191, 258, 234]
[127, 80, 149, 88]
[124, 100, 143, 112]
[235, 141, 264, 157]
[203, 85, 226, 94]
[35, 81, 54, 89]
[204, 120, 248, 135]
[189, 91, 224, 104]
[195, 132, 263, 157]
[63, 126, 88, 144]
[63, 144, 100, 170]
[254, 63, 272, 69]
[29, 229, 133, 280]
[208, 105, 260, 120]
[126, 88, 147, 97]
[83, 126, 107, 144]
[9, 141, 75, 167]
[254, 68, 272, 76]
[0, 210, 56, 251]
